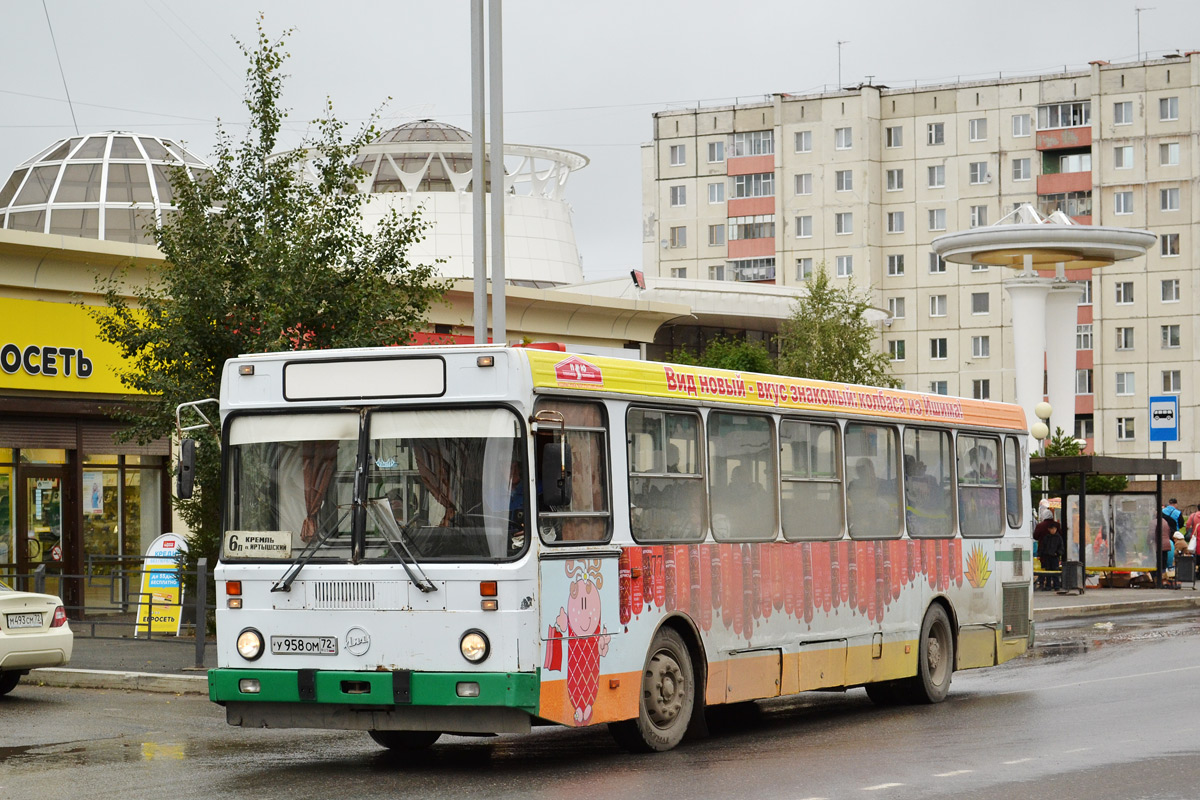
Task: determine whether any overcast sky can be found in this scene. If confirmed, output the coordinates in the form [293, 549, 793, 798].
[3, 0, 1197, 280]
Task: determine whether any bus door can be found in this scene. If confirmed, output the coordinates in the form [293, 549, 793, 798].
[532, 401, 621, 726]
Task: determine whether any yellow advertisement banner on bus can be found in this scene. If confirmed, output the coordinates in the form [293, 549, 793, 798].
[524, 350, 1027, 432]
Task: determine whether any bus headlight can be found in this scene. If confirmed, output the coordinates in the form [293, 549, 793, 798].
[237, 628, 264, 661]
[460, 630, 490, 663]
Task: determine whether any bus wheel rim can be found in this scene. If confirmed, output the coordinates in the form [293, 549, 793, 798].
[645, 649, 685, 728]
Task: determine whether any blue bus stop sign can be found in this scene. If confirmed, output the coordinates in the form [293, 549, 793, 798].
[1149, 395, 1179, 442]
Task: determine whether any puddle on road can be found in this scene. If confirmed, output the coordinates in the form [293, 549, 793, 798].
[1030, 610, 1200, 661]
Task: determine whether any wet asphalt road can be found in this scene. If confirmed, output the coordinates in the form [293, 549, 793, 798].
[3, 612, 1200, 800]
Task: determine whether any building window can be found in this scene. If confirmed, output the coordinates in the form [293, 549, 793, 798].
[669, 144, 686, 166]
[1076, 415, 1094, 439]
[1060, 153, 1091, 173]
[732, 130, 773, 157]
[885, 126, 903, 148]
[796, 258, 814, 281]
[1012, 113, 1031, 137]
[670, 266, 687, 279]
[889, 339, 906, 361]
[968, 118, 987, 141]
[929, 294, 947, 317]
[888, 296, 906, 319]
[1076, 368, 1094, 395]
[929, 208, 947, 231]
[836, 255, 853, 277]
[1079, 279, 1093, 305]
[835, 212, 853, 235]
[728, 258, 776, 282]
[708, 265, 725, 281]
[887, 254, 905, 276]
[834, 127, 853, 150]
[835, 170, 853, 192]
[1163, 370, 1182, 394]
[1162, 233, 1180, 256]
[971, 263, 989, 273]
[927, 122, 944, 145]
[795, 215, 813, 238]
[708, 224, 725, 246]
[1114, 191, 1133, 215]
[929, 252, 946, 273]
[1116, 417, 1135, 442]
[886, 169, 903, 191]
[971, 292, 989, 314]
[887, 211, 904, 233]
[1037, 101, 1090, 130]
[1114, 145, 1133, 169]
[733, 172, 774, 198]
[930, 380, 948, 395]
[1162, 324, 1181, 349]
[1115, 326, 1135, 350]
[1116, 280, 1135, 305]
[670, 185, 686, 207]
[727, 215, 775, 240]
[930, 338, 948, 360]
[969, 161, 989, 184]
[1012, 158, 1031, 181]
[1076, 324, 1093, 350]
[794, 173, 812, 195]
[1040, 191, 1093, 218]
[1162, 278, 1180, 302]
[1115, 372, 1135, 395]
[1160, 142, 1180, 166]
[1161, 187, 1180, 211]
[970, 205, 988, 227]
[1160, 96, 1179, 121]
[708, 182, 725, 204]
[928, 164, 945, 188]
[1113, 101, 1133, 125]
[972, 379, 991, 400]
[669, 226, 687, 247]
[972, 335, 990, 358]
[794, 130, 812, 153]
[708, 141, 725, 163]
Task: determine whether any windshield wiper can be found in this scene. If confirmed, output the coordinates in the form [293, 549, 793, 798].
[271, 508, 351, 593]
[366, 500, 437, 593]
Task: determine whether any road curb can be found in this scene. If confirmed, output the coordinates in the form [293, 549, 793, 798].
[29, 667, 208, 695]
[1033, 594, 1200, 622]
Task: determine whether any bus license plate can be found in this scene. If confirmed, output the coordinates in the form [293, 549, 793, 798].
[270, 636, 338, 655]
[6, 612, 43, 629]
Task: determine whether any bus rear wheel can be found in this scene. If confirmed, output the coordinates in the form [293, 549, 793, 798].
[609, 627, 695, 752]
[901, 604, 954, 704]
[367, 730, 442, 751]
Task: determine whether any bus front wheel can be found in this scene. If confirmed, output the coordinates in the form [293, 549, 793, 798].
[609, 627, 695, 752]
[368, 730, 442, 751]
[903, 604, 954, 704]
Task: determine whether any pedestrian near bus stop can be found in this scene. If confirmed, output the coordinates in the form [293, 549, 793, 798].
[1038, 520, 1064, 591]
[1185, 504, 1200, 542]
[1163, 498, 1183, 533]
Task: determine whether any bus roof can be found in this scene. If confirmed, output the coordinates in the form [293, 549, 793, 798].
[524, 349, 1029, 433]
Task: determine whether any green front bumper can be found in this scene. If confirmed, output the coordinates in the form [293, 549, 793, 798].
[209, 668, 539, 714]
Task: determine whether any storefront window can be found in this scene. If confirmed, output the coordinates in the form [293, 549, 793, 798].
[81, 454, 165, 610]
[19, 449, 67, 464]
[0, 465, 12, 571]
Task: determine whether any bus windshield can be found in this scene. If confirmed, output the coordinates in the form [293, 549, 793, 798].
[224, 408, 527, 563]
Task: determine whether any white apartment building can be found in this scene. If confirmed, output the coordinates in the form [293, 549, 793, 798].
[643, 54, 1200, 477]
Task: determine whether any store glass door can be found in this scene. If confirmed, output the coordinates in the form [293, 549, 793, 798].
[17, 468, 66, 598]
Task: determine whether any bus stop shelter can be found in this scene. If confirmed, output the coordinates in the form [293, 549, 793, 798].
[1030, 455, 1180, 591]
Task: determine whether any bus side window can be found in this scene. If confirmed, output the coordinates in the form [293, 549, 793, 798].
[534, 399, 611, 543]
[903, 427, 954, 538]
[958, 434, 1003, 537]
[844, 422, 902, 539]
[1003, 436, 1023, 529]
[780, 419, 843, 541]
[627, 408, 705, 543]
[707, 411, 777, 542]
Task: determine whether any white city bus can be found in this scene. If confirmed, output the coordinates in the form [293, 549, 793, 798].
[199, 344, 1033, 752]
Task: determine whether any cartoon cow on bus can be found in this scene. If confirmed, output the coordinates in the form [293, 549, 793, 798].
[545, 559, 611, 725]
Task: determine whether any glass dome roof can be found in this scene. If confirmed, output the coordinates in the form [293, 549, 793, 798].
[352, 120, 485, 194]
[0, 131, 210, 243]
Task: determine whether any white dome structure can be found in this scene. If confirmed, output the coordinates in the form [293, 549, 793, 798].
[348, 120, 589, 287]
[0, 131, 209, 243]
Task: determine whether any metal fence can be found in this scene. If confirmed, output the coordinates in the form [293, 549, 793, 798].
[11, 556, 213, 668]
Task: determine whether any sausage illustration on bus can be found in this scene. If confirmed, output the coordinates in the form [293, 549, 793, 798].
[544, 559, 610, 725]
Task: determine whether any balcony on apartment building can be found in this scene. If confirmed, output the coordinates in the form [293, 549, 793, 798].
[1037, 149, 1092, 224]
[1035, 100, 1092, 151]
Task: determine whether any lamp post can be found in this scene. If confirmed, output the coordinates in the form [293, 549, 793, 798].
[1032, 402, 1052, 514]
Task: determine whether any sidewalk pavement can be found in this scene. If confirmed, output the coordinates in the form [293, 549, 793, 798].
[26, 585, 1200, 696]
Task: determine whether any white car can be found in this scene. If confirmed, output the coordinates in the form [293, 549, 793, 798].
[0, 580, 73, 695]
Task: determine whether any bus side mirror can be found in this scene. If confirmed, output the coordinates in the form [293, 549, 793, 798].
[541, 442, 572, 507]
[177, 438, 196, 499]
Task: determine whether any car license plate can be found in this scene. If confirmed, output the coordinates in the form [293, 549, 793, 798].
[6, 612, 43, 629]
[270, 635, 338, 655]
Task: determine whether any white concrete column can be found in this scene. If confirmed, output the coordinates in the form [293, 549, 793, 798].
[1045, 280, 1085, 443]
[1004, 277, 1053, 432]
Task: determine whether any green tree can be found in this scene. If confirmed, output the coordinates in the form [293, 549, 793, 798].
[776, 263, 899, 387]
[88, 22, 448, 576]
[1043, 427, 1128, 493]
[666, 335, 775, 373]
